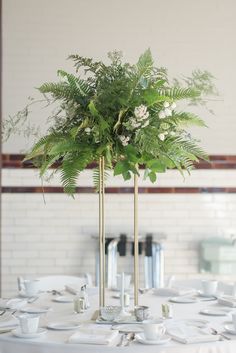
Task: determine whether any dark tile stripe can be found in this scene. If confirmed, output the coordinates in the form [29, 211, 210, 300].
[2, 186, 236, 194]
[2, 154, 236, 169]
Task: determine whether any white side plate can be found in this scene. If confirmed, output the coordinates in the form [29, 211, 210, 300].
[52, 296, 73, 303]
[169, 297, 197, 304]
[20, 306, 52, 314]
[199, 308, 229, 316]
[47, 321, 80, 330]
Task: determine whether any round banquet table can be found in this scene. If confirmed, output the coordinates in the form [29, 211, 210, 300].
[0, 289, 236, 353]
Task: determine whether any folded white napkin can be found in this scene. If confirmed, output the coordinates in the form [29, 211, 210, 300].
[0, 312, 18, 328]
[218, 295, 236, 307]
[0, 298, 27, 310]
[68, 327, 119, 345]
[167, 325, 220, 344]
[153, 287, 196, 297]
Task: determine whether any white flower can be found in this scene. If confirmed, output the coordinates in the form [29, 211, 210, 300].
[164, 108, 172, 117]
[170, 131, 175, 136]
[170, 102, 177, 110]
[142, 120, 149, 128]
[158, 133, 165, 141]
[158, 110, 166, 119]
[119, 135, 130, 146]
[84, 127, 91, 134]
[134, 105, 149, 120]
[163, 101, 170, 108]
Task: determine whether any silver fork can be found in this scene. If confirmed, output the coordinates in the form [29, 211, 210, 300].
[124, 333, 135, 346]
[210, 327, 231, 340]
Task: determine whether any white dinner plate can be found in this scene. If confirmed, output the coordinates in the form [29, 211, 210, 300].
[12, 328, 46, 338]
[112, 324, 143, 333]
[52, 296, 73, 303]
[199, 308, 229, 316]
[47, 321, 80, 330]
[135, 333, 171, 345]
[169, 297, 197, 304]
[224, 324, 236, 335]
[20, 306, 52, 314]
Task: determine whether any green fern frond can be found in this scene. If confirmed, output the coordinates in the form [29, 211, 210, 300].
[165, 112, 207, 128]
[57, 70, 92, 97]
[158, 87, 200, 100]
[60, 152, 91, 195]
[92, 166, 111, 192]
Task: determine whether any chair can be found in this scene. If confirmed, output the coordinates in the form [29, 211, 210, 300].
[35, 274, 92, 292]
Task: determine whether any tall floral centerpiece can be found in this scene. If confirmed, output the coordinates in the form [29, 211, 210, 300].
[9, 49, 215, 309]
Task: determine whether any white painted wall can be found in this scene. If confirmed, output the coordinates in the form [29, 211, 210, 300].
[2, 0, 236, 154]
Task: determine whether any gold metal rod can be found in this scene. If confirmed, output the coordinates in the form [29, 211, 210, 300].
[101, 156, 105, 306]
[134, 172, 139, 306]
[98, 157, 104, 308]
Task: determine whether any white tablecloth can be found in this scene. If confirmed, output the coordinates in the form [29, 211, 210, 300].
[0, 289, 236, 353]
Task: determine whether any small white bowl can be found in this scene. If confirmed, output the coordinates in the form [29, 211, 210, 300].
[100, 306, 121, 321]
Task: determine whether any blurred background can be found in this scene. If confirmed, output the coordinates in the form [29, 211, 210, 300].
[2, 0, 236, 297]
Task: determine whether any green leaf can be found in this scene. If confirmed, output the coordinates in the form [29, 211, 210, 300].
[122, 170, 131, 180]
[88, 101, 100, 118]
[114, 160, 127, 176]
[149, 171, 157, 183]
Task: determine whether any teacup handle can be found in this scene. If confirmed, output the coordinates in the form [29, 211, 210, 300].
[159, 326, 166, 336]
[17, 277, 25, 292]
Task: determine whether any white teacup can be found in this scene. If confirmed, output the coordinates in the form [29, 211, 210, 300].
[18, 314, 40, 334]
[143, 319, 166, 340]
[201, 280, 218, 296]
[232, 312, 236, 330]
[116, 274, 131, 291]
[23, 279, 40, 297]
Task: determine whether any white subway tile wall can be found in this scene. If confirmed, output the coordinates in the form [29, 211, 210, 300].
[2, 169, 236, 297]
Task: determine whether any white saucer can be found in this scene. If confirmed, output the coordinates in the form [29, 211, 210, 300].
[47, 321, 80, 330]
[199, 308, 229, 316]
[18, 292, 39, 299]
[112, 324, 143, 333]
[52, 296, 73, 303]
[12, 328, 46, 338]
[20, 306, 52, 314]
[169, 297, 197, 304]
[198, 291, 217, 299]
[224, 324, 236, 335]
[136, 333, 170, 345]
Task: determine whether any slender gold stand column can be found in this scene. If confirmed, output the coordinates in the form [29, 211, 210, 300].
[134, 172, 139, 306]
[99, 156, 105, 309]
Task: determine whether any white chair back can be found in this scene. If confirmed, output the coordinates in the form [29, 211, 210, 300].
[36, 275, 89, 291]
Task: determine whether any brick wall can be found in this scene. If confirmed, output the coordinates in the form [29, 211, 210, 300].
[2, 169, 236, 296]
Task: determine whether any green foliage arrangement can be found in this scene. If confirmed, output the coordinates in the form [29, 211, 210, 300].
[17, 49, 215, 194]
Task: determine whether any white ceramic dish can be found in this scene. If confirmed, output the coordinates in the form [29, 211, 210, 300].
[47, 321, 80, 330]
[169, 297, 197, 304]
[198, 291, 217, 299]
[112, 324, 143, 333]
[224, 324, 236, 335]
[12, 328, 46, 338]
[135, 333, 170, 345]
[52, 296, 73, 303]
[199, 308, 230, 316]
[20, 306, 52, 314]
[96, 316, 138, 325]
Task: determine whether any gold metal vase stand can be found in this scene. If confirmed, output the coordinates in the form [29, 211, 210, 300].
[98, 157, 139, 309]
